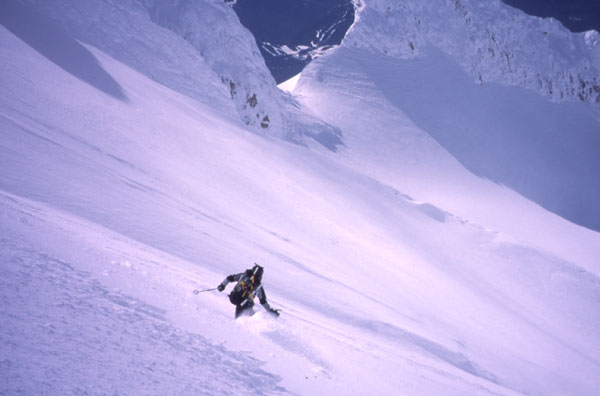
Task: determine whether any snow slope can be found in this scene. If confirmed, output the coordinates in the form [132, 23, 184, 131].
[298, 0, 600, 233]
[7, 0, 342, 146]
[2, 1, 600, 396]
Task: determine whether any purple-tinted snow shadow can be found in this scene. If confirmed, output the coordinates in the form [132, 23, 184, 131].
[360, 46, 600, 232]
[0, 1, 128, 102]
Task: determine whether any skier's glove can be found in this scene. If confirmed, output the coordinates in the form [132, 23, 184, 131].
[217, 284, 225, 292]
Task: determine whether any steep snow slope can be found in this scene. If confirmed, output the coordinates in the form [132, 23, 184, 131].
[8, 0, 341, 145]
[2, 1, 600, 396]
[0, 21, 527, 395]
[297, 0, 600, 233]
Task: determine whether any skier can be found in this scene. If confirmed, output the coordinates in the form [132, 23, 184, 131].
[217, 263, 280, 318]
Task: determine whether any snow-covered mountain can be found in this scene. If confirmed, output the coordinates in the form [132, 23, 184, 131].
[4, 0, 344, 145]
[1, 1, 599, 396]
[348, 0, 600, 105]
[305, 0, 600, 232]
[231, 0, 355, 84]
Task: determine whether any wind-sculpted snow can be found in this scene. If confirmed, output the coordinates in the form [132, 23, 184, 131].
[141, 0, 344, 148]
[348, 0, 600, 105]
[7, 0, 340, 149]
[24, 0, 250, 114]
[359, 45, 600, 230]
[298, 0, 600, 231]
[0, 2, 127, 102]
[143, 0, 283, 132]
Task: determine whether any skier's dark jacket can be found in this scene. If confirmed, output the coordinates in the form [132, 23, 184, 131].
[218, 264, 278, 316]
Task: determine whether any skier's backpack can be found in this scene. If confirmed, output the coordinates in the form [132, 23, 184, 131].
[228, 273, 255, 305]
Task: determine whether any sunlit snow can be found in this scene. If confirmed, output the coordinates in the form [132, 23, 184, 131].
[278, 73, 302, 92]
[1, 1, 599, 396]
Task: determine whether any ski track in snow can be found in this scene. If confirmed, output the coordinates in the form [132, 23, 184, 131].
[0, 196, 288, 396]
[0, 192, 492, 396]
[0, 248, 280, 396]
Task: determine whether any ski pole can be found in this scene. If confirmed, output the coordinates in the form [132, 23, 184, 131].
[193, 287, 218, 294]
